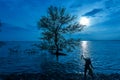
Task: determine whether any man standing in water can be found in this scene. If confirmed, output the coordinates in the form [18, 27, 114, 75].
[81, 55, 94, 80]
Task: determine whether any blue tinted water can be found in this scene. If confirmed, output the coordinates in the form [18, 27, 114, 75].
[0, 41, 120, 74]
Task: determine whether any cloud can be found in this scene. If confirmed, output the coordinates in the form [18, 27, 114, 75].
[103, 0, 120, 18]
[104, 0, 120, 9]
[83, 8, 103, 17]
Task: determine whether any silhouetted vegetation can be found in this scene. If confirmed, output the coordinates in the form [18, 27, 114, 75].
[38, 6, 84, 56]
[24, 48, 39, 54]
[8, 45, 21, 54]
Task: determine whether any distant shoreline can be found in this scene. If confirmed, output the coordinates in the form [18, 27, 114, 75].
[1, 40, 120, 42]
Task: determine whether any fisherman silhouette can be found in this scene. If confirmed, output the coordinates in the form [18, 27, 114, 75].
[81, 55, 94, 80]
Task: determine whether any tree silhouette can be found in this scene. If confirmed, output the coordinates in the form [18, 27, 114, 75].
[38, 6, 84, 56]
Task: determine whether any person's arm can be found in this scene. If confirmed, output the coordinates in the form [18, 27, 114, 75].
[81, 55, 85, 60]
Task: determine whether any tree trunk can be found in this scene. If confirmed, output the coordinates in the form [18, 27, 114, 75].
[55, 32, 59, 61]
[56, 44, 59, 61]
[56, 44, 59, 55]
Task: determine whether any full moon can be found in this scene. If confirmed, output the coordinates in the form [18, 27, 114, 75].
[80, 17, 90, 26]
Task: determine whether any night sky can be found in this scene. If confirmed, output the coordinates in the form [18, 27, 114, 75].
[0, 0, 120, 41]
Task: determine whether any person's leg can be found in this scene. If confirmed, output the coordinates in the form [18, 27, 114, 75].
[84, 67, 87, 80]
[88, 67, 94, 79]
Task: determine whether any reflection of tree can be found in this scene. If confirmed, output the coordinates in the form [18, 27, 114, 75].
[24, 48, 38, 54]
[38, 6, 84, 58]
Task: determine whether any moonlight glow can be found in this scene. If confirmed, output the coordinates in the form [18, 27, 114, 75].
[81, 41, 90, 58]
[80, 17, 90, 26]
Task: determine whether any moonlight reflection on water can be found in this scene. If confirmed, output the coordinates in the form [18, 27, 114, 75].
[81, 41, 90, 58]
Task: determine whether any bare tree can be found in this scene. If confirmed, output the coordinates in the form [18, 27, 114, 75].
[38, 6, 84, 56]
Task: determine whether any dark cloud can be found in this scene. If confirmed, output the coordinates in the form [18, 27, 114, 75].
[83, 8, 103, 17]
